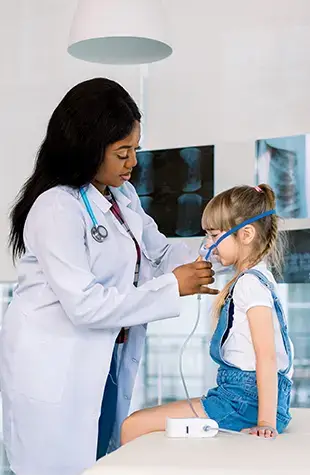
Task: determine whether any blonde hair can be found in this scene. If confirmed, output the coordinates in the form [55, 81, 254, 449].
[202, 184, 285, 319]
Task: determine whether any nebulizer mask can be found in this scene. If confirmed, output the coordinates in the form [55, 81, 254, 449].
[178, 209, 276, 434]
[199, 235, 231, 275]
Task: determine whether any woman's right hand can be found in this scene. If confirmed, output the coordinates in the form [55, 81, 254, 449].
[172, 261, 219, 297]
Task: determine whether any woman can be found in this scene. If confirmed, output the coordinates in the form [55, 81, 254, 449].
[0, 78, 217, 475]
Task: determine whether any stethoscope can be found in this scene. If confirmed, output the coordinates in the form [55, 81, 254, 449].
[80, 188, 108, 243]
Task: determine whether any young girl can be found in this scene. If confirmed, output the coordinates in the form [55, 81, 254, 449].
[121, 184, 293, 443]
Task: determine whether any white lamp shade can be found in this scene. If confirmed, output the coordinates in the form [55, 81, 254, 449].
[68, 0, 172, 65]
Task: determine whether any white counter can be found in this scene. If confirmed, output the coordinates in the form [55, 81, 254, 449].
[83, 408, 309, 475]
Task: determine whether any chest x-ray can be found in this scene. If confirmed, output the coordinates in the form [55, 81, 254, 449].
[255, 135, 310, 218]
[131, 145, 214, 237]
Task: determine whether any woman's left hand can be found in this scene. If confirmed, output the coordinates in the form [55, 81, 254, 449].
[241, 425, 278, 438]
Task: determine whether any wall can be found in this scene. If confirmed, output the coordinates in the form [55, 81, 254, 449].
[146, 0, 310, 147]
[145, 0, 310, 248]
[1, 0, 310, 281]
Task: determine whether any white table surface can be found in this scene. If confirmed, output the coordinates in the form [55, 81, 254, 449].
[83, 408, 309, 475]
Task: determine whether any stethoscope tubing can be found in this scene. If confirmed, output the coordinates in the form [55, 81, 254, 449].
[80, 187, 108, 241]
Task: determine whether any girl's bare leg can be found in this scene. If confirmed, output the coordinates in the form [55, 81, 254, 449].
[121, 397, 207, 445]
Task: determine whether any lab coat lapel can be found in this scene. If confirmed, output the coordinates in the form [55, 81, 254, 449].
[85, 184, 128, 240]
[86, 184, 142, 243]
[85, 184, 111, 214]
[110, 186, 143, 244]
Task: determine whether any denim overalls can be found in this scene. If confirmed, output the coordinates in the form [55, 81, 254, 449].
[201, 269, 293, 433]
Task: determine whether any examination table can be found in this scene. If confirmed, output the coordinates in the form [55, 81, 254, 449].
[83, 408, 309, 474]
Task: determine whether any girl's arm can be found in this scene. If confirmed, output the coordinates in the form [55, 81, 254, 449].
[247, 305, 278, 430]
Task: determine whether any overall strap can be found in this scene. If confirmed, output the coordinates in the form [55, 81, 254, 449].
[221, 275, 242, 345]
[227, 268, 275, 299]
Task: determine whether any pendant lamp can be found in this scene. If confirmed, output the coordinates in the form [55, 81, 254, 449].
[68, 0, 172, 65]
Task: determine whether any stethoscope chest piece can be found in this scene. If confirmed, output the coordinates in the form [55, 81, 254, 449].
[91, 225, 108, 243]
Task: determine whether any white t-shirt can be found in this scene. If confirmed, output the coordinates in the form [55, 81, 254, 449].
[222, 262, 294, 380]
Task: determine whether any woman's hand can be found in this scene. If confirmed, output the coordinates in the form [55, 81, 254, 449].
[242, 425, 278, 439]
[172, 261, 219, 297]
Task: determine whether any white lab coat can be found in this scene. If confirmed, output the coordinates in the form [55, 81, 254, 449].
[0, 182, 193, 475]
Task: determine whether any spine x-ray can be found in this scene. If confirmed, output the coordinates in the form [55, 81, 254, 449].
[131, 145, 214, 238]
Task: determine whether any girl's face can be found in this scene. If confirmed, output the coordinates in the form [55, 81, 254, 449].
[205, 226, 256, 268]
[205, 230, 239, 267]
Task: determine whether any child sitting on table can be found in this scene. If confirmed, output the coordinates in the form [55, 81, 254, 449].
[121, 184, 294, 443]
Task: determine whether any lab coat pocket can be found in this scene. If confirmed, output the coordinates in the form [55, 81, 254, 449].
[12, 331, 74, 404]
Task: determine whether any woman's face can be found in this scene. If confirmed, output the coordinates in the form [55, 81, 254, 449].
[93, 121, 141, 189]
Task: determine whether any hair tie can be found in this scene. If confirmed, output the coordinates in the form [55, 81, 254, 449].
[254, 186, 263, 193]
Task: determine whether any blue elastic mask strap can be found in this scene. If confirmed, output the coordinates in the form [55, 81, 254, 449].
[204, 209, 276, 261]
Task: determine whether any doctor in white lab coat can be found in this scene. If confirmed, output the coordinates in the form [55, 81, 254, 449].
[0, 78, 217, 475]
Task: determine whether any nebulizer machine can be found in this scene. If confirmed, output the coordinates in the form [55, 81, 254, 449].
[166, 210, 275, 439]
